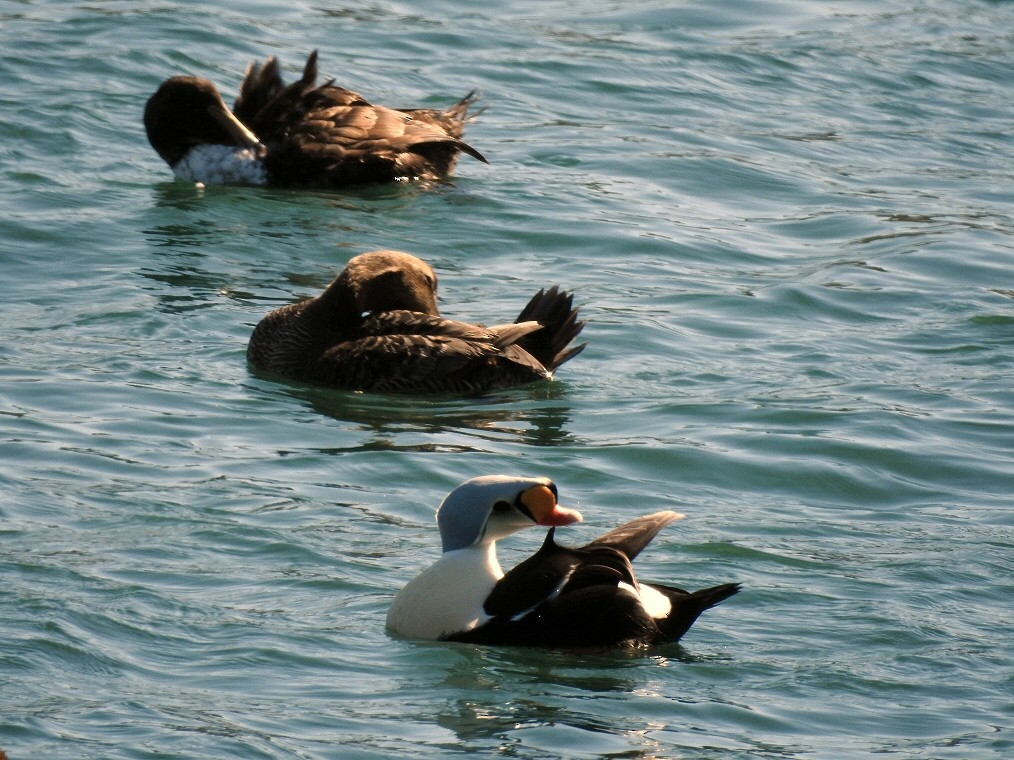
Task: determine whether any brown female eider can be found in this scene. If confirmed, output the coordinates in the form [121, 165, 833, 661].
[247, 250, 586, 395]
[386, 475, 741, 647]
[144, 50, 486, 187]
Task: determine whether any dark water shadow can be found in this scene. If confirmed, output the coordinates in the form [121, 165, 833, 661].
[268, 380, 578, 450]
[146, 176, 438, 212]
[418, 642, 722, 747]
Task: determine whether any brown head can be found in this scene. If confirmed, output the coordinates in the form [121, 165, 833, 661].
[144, 76, 264, 166]
[331, 250, 441, 318]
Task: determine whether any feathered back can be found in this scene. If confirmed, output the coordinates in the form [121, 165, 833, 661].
[232, 50, 486, 186]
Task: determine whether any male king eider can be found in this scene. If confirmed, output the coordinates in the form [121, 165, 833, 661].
[386, 476, 741, 647]
[144, 50, 486, 187]
[247, 250, 586, 395]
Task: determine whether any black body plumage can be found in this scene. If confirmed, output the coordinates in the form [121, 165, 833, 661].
[448, 512, 741, 648]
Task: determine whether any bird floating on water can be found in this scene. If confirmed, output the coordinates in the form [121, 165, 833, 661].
[387, 475, 741, 647]
[144, 50, 486, 187]
[247, 250, 586, 395]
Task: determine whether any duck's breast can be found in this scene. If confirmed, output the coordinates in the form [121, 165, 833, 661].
[387, 549, 500, 640]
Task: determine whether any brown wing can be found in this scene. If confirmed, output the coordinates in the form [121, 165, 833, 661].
[305, 334, 508, 393]
[234, 51, 485, 186]
[301, 312, 548, 393]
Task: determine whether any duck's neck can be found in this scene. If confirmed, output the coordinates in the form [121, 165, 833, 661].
[444, 540, 503, 582]
[305, 283, 355, 324]
[298, 287, 361, 346]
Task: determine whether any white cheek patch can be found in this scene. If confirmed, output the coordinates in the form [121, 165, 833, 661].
[173, 144, 269, 186]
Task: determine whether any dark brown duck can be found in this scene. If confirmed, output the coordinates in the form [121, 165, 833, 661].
[247, 250, 586, 395]
[144, 50, 486, 187]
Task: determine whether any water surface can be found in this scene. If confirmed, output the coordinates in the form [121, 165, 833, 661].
[2, 1, 1012, 758]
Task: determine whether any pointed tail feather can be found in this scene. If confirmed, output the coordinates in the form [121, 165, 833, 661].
[234, 55, 285, 121]
[454, 139, 488, 164]
[513, 286, 587, 372]
[445, 90, 485, 123]
[401, 91, 487, 164]
[301, 49, 319, 85]
[656, 582, 741, 644]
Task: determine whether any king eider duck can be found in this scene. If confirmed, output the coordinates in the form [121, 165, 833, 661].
[143, 50, 486, 187]
[247, 250, 586, 395]
[386, 476, 741, 647]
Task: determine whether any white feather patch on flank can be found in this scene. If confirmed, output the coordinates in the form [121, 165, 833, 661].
[619, 581, 672, 619]
[173, 144, 269, 186]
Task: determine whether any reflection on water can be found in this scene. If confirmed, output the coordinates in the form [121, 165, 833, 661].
[290, 382, 578, 449]
[416, 645, 707, 756]
[147, 176, 432, 212]
[433, 646, 641, 739]
[148, 181, 213, 213]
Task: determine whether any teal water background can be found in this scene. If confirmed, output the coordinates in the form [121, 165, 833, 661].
[2, 1, 1013, 757]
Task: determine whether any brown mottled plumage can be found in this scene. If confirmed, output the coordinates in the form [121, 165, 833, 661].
[247, 251, 586, 395]
[144, 50, 486, 187]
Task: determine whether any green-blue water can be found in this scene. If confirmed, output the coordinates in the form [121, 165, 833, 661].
[2, 1, 1012, 757]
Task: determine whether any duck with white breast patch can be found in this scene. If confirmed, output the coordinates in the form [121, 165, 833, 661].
[387, 476, 741, 648]
[144, 50, 486, 188]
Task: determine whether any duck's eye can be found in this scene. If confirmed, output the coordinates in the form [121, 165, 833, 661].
[492, 500, 512, 514]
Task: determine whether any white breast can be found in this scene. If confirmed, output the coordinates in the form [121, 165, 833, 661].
[387, 545, 502, 640]
[173, 144, 269, 186]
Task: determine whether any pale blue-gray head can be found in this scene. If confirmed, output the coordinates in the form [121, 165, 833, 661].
[436, 475, 583, 553]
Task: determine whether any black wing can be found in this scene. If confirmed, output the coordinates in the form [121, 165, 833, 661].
[484, 528, 652, 615]
[233, 54, 295, 125]
[447, 513, 739, 647]
[447, 528, 655, 647]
